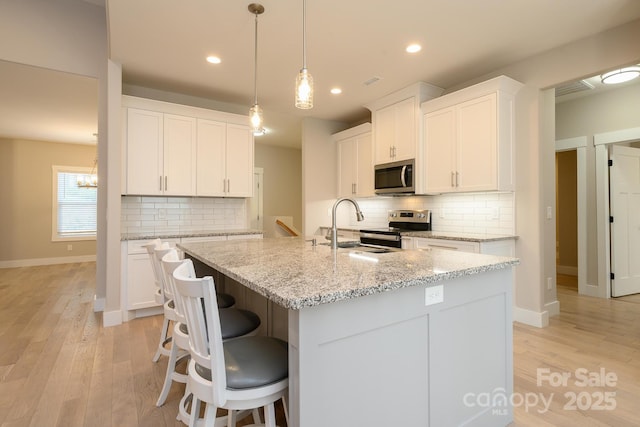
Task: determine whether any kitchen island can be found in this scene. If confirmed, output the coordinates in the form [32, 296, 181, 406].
[178, 237, 519, 427]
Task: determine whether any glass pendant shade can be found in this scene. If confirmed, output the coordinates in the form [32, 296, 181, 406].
[295, 68, 313, 109]
[249, 103, 264, 133]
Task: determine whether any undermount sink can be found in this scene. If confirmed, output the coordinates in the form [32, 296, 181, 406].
[319, 241, 397, 253]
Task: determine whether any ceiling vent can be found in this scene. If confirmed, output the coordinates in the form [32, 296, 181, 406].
[555, 79, 595, 97]
[363, 76, 382, 86]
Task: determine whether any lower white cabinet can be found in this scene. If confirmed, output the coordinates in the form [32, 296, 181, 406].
[121, 234, 262, 319]
[403, 236, 514, 257]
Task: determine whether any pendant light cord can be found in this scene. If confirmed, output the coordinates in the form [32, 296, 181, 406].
[302, 0, 307, 69]
[253, 11, 259, 105]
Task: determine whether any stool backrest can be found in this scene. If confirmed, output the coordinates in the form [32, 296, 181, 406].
[161, 249, 186, 322]
[154, 246, 175, 300]
[173, 259, 227, 407]
[142, 238, 163, 287]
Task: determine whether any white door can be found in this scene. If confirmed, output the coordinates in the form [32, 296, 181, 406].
[610, 144, 640, 297]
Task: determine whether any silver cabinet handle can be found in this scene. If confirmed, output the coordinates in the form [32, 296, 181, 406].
[165, 176, 168, 191]
[389, 146, 393, 158]
[160, 176, 163, 191]
[451, 171, 455, 187]
[227, 179, 230, 193]
[456, 171, 459, 187]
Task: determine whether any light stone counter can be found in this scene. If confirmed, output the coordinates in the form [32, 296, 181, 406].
[178, 236, 518, 310]
[178, 236, 518, 426]
[121, 228, 262, 241]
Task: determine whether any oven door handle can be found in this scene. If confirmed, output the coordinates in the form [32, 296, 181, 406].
[400, 165, 407, 187]
[360, 232, 401, 242]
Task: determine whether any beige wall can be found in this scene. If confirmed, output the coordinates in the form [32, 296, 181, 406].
[255, 144, 303, 231]
[556, 150, 578, 269]
[0, 138, 97, 263]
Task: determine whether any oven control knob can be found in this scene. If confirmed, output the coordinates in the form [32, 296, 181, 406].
[389, 212, 397, 218]
[417, 213, 425, 219]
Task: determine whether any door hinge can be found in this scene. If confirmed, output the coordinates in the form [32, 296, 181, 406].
[608, 159, 613, 166]
[610, 216, 614, 223]
[610, 273, 615, 280]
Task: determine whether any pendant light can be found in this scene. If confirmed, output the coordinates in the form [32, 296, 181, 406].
[248, 3, 265, 135]
[295, 0, 313, 109]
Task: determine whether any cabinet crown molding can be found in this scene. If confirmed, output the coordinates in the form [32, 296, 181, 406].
[421, 75, 523, 113]
[364, 81, 444, 112]
[332, 122, 372, 141]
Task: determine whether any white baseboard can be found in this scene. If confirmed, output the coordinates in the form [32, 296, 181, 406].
[0, 255, 96, 268]
[93, 295, 105, 312]
[513, 306, 549, 328]
[545, 300, 560, 317]
[103, 310, 123, 327]
[557, 265, 578, 276]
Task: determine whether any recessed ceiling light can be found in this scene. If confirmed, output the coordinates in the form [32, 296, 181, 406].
[601, 66, 640, 84]
[330, 88, 342, 95]
[206, 56, 221, 64]
[406, 44, 422, 53]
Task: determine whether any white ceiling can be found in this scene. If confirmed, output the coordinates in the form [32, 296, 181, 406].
[3, 0, 640, 148]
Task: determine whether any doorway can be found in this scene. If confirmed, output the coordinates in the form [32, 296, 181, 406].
[556, 150, 578, 289]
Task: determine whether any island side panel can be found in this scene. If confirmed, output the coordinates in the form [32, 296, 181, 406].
[287, 267, 513, 427]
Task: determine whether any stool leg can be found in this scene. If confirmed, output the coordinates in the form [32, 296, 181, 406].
[156, 335, 179, 406]
[282, 395, 289, 426]
[264, 403, 276, 427]
[251, 408, 262, 424]
[189, 397, 201, 427]
[152, 316, 171, 362]
[203, 403, 217, 427]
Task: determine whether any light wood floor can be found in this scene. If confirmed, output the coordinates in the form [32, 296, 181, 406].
[1, 265, 639, 426]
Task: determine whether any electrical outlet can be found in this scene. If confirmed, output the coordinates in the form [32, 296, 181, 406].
[158, 208, 167, 219]
[546, 206, 553, 220]
[425, 285, 444, 306]
[491, 207, 500, 220]
[67, 244, 73, 251]
[547, 277, 553, 290]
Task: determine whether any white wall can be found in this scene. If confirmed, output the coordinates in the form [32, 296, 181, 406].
[0, 0, 109, 308]
[556, 81, 640, 287]
[301, 118, 348, 236]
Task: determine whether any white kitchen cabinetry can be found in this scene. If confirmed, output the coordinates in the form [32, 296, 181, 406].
[196, 120, 253, 197]
[122, 96, 253, 198]
[126, 109, 196, 196]
[403, 236, 514, 257]
[121, 233, 262, 320]
[365, 82, 443, 168]
[333, 123, 373, 198]
[123, 238, 178, 312]
[422, 75, 523, 194]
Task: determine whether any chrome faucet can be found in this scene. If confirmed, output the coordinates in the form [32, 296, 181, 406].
[330, 197, 365, 250]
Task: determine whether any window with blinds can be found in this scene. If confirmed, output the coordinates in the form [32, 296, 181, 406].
[52, 166, 97, 241]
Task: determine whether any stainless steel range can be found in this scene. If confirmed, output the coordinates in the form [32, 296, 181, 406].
[359, 209, 432, 248]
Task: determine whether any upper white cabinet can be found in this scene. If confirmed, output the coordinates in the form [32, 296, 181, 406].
[366, 82, 443, 167]
[196, 120, 253, 197]
[126, 109, 196, 195]
[122, 96, 254, 198]
[365, 82, 443, 193]
[422, 75, 523, 194]
[333, 123, 373, 198]
[373, 97, 416, 163]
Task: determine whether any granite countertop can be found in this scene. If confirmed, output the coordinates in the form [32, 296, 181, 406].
[121, 229, 263, 241]
[400, 231, 518, 242]
[178, 237, 519, 310]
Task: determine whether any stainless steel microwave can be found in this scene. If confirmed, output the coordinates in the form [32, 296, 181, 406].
[374, 159, 415, 194]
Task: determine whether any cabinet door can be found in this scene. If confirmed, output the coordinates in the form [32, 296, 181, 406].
[163, 114, 196, 196]
[196, 119, 227, 196]
[338, 137, 357, 197]
[127, 108, 163, 195]
[355, 133, 374, 197]
[392, 97, 417, 161]
[127, 253, 160, 310]
[456, 93, 497, 191]
[424, 107, 457, 193]
[374, 104, 395, 164]
[414, 238, 480, 253]
[225, 124, 254, 197]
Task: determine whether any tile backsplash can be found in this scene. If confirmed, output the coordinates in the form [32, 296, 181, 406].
[348, 192, 515, 235]
[121, 196, 247, 235]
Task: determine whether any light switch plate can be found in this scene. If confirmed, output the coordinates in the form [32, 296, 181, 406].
[425, 285, 444, 306]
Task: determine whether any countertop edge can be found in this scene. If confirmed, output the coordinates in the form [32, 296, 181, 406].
[122, 229, 263, 241]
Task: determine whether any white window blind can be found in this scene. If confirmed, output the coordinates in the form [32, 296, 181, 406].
[52, 166, 97, 240]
